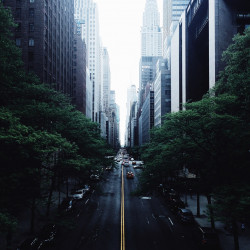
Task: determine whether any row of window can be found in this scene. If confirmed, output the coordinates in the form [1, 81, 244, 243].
[16, 8, 34, 19]
[16, 0, 35, 3]
[16, 38, 34, 47]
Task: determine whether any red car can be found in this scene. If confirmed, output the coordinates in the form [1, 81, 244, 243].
[126, 172, 134, 179]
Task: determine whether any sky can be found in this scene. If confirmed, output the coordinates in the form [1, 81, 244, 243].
[95, 0, 163, 146]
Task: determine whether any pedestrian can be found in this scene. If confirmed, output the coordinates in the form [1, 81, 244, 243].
[241, 223, 245, 232]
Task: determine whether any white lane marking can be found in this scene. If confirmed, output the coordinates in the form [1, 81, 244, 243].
[166, 217, 174, 232]
[152, 213, 156, 220]
[168, 217, 174, 226]
[85, 198, 89, 205]
[146, 217, 150, 224]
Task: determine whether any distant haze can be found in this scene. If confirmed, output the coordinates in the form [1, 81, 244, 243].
[95, 0, 163, 146]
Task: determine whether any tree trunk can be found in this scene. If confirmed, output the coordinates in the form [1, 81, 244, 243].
[232, 219, 240, 250]
[207, 195, 215, 229]
[6, 230, 12, 250]
[196, 191, 200, 217]
[66, 178, 69, 198]
[30, 197, 36, 234]
[46, 175, 55, 217]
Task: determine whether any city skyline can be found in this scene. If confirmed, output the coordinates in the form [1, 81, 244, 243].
[95, 0, 163, 145]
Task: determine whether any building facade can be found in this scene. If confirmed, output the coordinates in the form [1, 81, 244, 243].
[170, 0, 250, 111]
[4, 0, 74, 98]
[73, 30, 87, 114]
[108, 90, 120, 149]
[125, 85, 137, 146]
[154, 59, 171, 127]
[141, 85, 154, 145]
[141, 0, 162, 57]
[74, 0, 102, 122]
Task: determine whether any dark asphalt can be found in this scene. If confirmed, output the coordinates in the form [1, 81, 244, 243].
[55, 162, 200, 250]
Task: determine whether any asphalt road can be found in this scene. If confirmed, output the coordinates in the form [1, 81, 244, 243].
[55, 161, 200, 250]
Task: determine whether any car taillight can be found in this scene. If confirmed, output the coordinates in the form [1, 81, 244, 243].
[201, 239, 207, 244]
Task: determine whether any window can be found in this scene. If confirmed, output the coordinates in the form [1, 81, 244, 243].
[165, 90, 171, 95]
[15, 38, 21, 46]
[16, 8, 21, 19]
[29, 23, 34, 32]
[28, 52, 34, 61]
[29, 38, 34, 46]
[29, 8, 34, 18]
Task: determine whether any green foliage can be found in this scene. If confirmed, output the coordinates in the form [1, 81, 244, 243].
[0, 212, 17, 233]
[140, 28, 250, 224]
[213, 184, 250, 223]
[0, 3, 111, 241]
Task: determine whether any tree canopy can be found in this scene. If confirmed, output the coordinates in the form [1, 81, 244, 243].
[0, 3, 113, 241]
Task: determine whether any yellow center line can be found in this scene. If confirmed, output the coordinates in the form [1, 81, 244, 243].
[121, 165, 125, 250]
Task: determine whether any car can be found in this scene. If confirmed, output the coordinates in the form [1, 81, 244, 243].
[37, 223, 57, 249]
[193, 227, 221, 249]
[124, 161, 129, 167]
[126, 171, 134, 179]
[17, 224, 58, 250]
[131, 158, 134, 161]
[132, 161, 136, 165]
[17, 237, 40, 250]
[80, 184, 90, 193]
[59, 198, 74, 213]
[177, 208, 194, 223]
[71, 189, 85, 200]
[133, 165, 143, 169]
[105, 166, 112, 171]
[90, 174, 100, 181]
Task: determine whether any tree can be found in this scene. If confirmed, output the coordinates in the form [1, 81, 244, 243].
[0, 4, 111, 247]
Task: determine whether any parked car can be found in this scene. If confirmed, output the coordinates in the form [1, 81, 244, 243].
[82, 184, 90, 193]
[59, 198, 74, 214]
[17, 237, 40, 250]
[105, 166, 112, 171]
[71, 189, 85, 200]
[133, 165, 143, 169]
[193, 226, 221, 249]
[132, 161, 136, 165]
[37, 224, 57, 248]
[177, 208, 194, 223]
[17, 224, 58, 250]
[90, 174, 100, 181]
[126, 172, 134, 179]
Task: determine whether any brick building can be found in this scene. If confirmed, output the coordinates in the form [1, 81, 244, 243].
[3, 0, 75, 98]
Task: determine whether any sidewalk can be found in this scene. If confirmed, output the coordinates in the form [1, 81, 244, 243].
[181, 194, 250, 250]
[0, 178, 79, 250]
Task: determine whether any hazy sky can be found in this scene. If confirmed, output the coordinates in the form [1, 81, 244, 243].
[95, 0, 163, 145]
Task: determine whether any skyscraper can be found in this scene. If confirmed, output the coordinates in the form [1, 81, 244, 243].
[4, 0, 74, 98]
[102, 47, 111, 115]
[162, 0, 189, 57]
[137, 0, 162, 146]
[141, 0, 162, 57]
[125, 85, 137, 146]
[74, 0, 101, 122]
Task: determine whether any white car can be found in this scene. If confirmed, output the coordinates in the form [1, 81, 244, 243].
[124, 162, 129, 167]
[72, 190, 85, 200]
